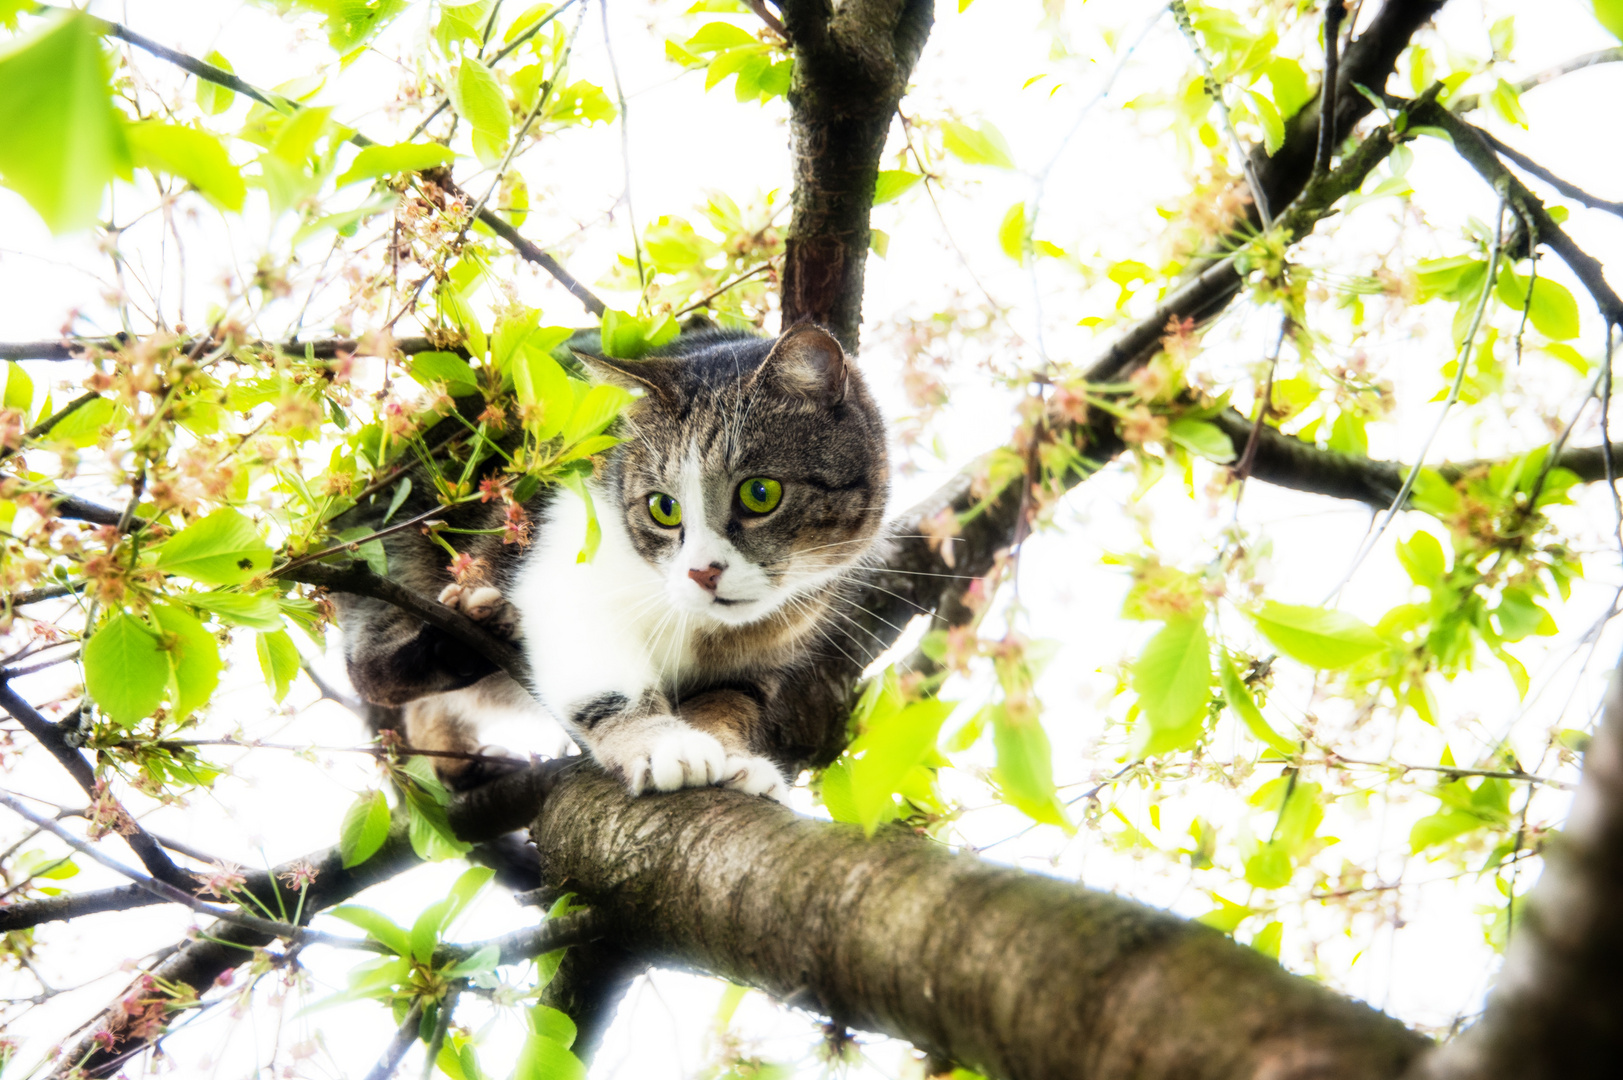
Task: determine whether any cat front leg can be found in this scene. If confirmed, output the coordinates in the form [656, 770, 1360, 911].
[573, 690, 732, 795]
[677, 689, 790, 804]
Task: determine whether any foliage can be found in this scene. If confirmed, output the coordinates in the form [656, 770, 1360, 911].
[0, 0, 1619, 1075]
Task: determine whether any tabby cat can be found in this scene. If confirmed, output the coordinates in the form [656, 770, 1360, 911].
[335, 324, 889, 801]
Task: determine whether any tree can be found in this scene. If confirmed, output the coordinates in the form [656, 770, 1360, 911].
[2, 0, 1622, 1077]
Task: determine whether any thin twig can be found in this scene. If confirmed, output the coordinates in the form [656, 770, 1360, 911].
[1312, 0, 1347, 178]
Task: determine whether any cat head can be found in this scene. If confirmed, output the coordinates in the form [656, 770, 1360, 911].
[582, 325, 888, 627]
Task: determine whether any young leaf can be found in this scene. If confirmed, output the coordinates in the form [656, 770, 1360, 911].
[411, 351, 481, 395]
[329, 905, 412, 957]
[196, 50, 236, 114]
[410, 897, 455, 963]
[126, 122, 246, 212]
[992, 709, 1072, 830]
[527, 1004, 578, 1048]
[339, 790, 392, 868]
[513, 1034, 586, 1080]
[156, 508, 273, 585]
[336, 141, 456, 187]
[941, 120, 1016, 169]
[1218, 653, 1295, 756]
[1131, 615, 1212, 756]
[872, 169, 922, 205]
[450, 58, 510, 168]
[152, 603, 222, 719]
[444, 943, 502, 977]
[257, 629, 301, 701]
[1166, 418, 1235, 463]
[0, 11, 130, 232]
[1247, 602, 1384, 670]
[83, 613, 169, 726]
[181, 590, 285, 630]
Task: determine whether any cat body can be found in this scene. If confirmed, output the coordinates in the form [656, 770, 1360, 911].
[335, 325, 888, 801]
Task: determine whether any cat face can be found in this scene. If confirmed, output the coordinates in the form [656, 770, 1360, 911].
[590, 326, 889, 628]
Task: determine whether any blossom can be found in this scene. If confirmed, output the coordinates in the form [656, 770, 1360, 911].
[197, 862, 247, 899]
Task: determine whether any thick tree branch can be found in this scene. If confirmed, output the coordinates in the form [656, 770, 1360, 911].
[1413, 657, 1623, 1078]
[529, 770, 1430, 1080]
[777, 0, 935, 348]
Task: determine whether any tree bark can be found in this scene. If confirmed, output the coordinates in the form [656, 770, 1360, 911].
[1413, 661, 1623, 1080]
[778, 0, 935, 350]
[530, 770, 1430, 1080]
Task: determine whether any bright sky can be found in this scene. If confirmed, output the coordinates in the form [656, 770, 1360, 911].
[4, 0, 1623, 1077]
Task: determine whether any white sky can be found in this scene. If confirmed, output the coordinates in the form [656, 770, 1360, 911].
[4, 0, 1623, 1077]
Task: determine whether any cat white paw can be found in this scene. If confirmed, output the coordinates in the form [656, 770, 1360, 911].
[724, 754, 790, 804]
[605, 724, 728, 796]
[437, 583, 516, 635]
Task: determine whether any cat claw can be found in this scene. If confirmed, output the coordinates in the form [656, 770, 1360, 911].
[723, 754, 790, 804]
[607, 724, 728, 796]
[437, 584, 517, 636]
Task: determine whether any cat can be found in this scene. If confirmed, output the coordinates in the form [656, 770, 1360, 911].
[334, 324, 889, 802]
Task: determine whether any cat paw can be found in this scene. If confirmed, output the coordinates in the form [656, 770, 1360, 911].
[437, 583, 517, 637]
[723, 754, 790, 804]
[604, 724, 728, 796]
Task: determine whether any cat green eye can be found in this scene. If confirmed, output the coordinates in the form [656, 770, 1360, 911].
[647, 492, 682, 527]
[738, 477, 782, 515]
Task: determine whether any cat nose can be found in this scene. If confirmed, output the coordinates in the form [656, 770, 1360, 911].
[687, 563, 724, 593]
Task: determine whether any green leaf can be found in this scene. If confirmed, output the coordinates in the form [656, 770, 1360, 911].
[1395, 530, 1446, 586]
[941, 120, 1015, 169]
[339, 790, 392, 869]
[180, 589, 285, 630]
[329, 905, 412, 957]
[993, 709, 1071, 829]
[1597, 0, 1623, 41]
[411, 350, 481, 394]
[83, 613, 169, 726]
[1248, 602, 1384, 670]
[1243, 845, 1292, 889]
[444, 943, 501, 977]
[845, 695, 954, 835]
[196, 50, 236, 114]
[0, 11, 130, 232]
[1251, 920, 1283, 958]
[450, 58, 510, 168]
[1218, 653, 1295, 756]
[1131, 616, 1212, 757]
[996, 202, 1026, 263]
[47, 395, 114, 445]
[1526, 278, 1581, 341]
[445, 864, 495, 925]
[1410, 809, 1492, 852]
[1166, 418, 1235, 463]
[1196, 896, 1255, 932]
[411, 897, 455, 963]
[515, 347, 575, 439]
[152, 603, 221, 719]
[526, 1004, 578, 1048]
[683, 22, 757, 51]
[156, 508, 273, 585]
[256, 629, 301, 702]
[513, 1034, 586, 1080]
[126, 122, 246, 212]
[3, 361, 32, 414]
[336, 141, 456, 187]
[561, 383, 631, 446]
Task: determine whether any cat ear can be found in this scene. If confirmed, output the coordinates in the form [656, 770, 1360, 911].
[572, 350, 677, 402]
[757, 324, 849, 405]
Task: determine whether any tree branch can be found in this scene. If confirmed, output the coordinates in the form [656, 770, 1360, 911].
[1471, 127, 1623, 221]
[531, 769, 1430, 1080]
[777, 0, 936, 348]
[62, 7, 607, 318]
[1413, 101, 1623, 327]
[0, 334, 458, 362]
[1446, 45, 1623, 115]
[1413, 652, 1623, 1078]
[0, 684, 193, 889]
